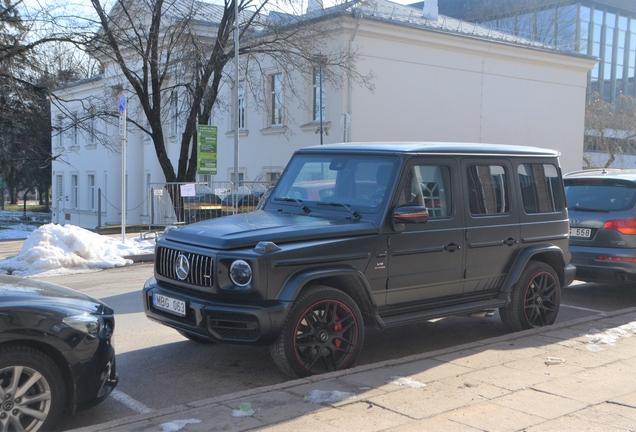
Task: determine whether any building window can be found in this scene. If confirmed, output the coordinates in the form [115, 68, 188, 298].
[88, 174, 95, 210]
[71, 174, 78, 209]
[238, 80, 245, 129]
[56, 175, 63, 202]
[170, 90, 179, 137]
[103, 172, 108, 215]
[88, 116, 96, 146]
[72, 112, 78, 147]
[229, 171, 245, 186]
[269, 73, 283, 125]
[312, 67, 326, 122]
[55, 116, 63, 149]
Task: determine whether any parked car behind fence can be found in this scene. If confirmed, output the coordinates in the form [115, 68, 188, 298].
[147, 181, 273, 227]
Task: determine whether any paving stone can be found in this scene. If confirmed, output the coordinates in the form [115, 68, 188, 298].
[341, 365, 429, 395]
[431, 344, 543, 371]
[149, 405, 264, 431]
[490, 388, 586, 419]
[569, 402, 636, 430]
[524, 414, 628, 431]
[531, 361, 636, 405]
[609, 391, 636, 409]
[385, 357, 474, 382]
[312, 401, 412, 431]
[257, 415, 340, 431]
[457, 364, 552, 392]
[383, 415, 484, 431]
[444, 401, 544, 431]
[501, 352, 586, 378]
[221, 390, 326, 425]
[552, 344, 631, 368]
[285, 378, 365, 406]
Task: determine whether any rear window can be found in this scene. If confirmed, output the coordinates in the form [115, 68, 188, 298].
[564, 179, 636, 212]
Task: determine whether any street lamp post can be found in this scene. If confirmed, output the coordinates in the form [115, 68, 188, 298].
[314, 54, 327, 145]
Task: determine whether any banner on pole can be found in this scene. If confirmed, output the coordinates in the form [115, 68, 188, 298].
[197, 125, 218, 175]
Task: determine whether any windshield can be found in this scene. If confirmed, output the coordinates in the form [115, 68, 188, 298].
[270, 154, 398, 212]
[564, 179, 636, 212]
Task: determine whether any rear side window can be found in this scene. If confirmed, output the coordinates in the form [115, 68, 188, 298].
[565, 178, 636, 212]
[467, 165, 509, 215]
[518, 164, 565, 214]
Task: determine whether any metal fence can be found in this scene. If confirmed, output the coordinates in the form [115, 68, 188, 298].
[145, 181, 275, 229]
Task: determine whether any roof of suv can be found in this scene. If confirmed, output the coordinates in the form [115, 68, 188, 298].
[564, 169, 636, 182]
[298, 142, 560, 156]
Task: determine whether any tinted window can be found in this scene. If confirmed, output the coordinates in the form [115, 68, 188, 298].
[398, 165, 452, 219]
[467, 165, 509, 215]
[518, 164, 565, 214]
[564, 178, 636, 212]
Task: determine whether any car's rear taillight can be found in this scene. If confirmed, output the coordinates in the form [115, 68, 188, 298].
[602, 219, 636, 235]
[596, 255, 636, 263]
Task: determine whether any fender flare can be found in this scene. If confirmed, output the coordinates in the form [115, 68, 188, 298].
[276, 264, 377, 322]
[499, 244, 566, 301]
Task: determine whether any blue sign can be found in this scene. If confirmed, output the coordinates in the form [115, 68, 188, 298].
[118, 94, 127, 114]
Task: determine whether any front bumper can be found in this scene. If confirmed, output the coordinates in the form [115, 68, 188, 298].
[142, 278, 289, 346]
[73, 330, 118, 411]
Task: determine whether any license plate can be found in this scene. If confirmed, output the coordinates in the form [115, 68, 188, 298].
[569, 227, 592, 239]
[153, 293, 186, 317]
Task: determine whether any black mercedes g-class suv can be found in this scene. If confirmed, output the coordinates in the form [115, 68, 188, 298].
[143, 143, 575, 377]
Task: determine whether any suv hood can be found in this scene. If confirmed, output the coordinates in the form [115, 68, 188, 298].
[165, 209, 379, 250]
[0, 275, 110, 314]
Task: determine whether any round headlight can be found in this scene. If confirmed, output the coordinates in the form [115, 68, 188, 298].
[229, 260, 252, 287]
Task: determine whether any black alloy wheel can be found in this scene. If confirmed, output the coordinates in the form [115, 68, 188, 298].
[500, 261, 561, 332]
[270, 285, 364, 378]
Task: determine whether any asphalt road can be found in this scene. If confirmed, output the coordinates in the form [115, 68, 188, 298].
[39, 264, 636, 431]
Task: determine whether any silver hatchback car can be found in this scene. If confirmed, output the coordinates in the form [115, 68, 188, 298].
[564, 169, 636, 283]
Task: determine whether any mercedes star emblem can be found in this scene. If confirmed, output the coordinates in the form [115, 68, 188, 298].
[175, 253, 190, 280]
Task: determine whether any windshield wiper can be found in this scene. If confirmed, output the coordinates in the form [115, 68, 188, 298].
[317, 201, 360, 220]
[571, 205, 610, 213]
[273, 197, 311, 214]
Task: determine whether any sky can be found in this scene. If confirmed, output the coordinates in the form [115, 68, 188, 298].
[0, 223, 155, 278]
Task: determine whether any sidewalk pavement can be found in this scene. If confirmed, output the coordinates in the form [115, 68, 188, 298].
[70, 307, 636, 432]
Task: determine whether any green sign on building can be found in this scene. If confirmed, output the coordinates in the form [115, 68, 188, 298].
[197, 125, 218, 175]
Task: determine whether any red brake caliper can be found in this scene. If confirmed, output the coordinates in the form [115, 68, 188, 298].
[333, 315, 342, 348]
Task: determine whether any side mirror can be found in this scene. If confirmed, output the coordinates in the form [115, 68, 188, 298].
[392, 205, 429, 232]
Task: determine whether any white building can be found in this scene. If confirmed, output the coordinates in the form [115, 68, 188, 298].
[51, 0, 596, 229]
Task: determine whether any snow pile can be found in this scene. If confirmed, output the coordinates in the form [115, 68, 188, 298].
[0, 224, 154, 277]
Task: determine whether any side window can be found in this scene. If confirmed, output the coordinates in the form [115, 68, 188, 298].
[467, 165, 509, 215]
[398, 165, 452, 219]
[518, 163, 564, 213]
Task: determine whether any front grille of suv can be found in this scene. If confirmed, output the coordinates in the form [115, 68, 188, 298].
[156, 246, 214, 287]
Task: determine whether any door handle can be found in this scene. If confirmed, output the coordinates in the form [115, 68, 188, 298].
[504, 238, 518, 246]
[445, 243, 461, 252]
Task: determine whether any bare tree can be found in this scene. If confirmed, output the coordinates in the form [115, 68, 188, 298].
[584, 93, 636, 168]
[84, 0, 370, 187]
